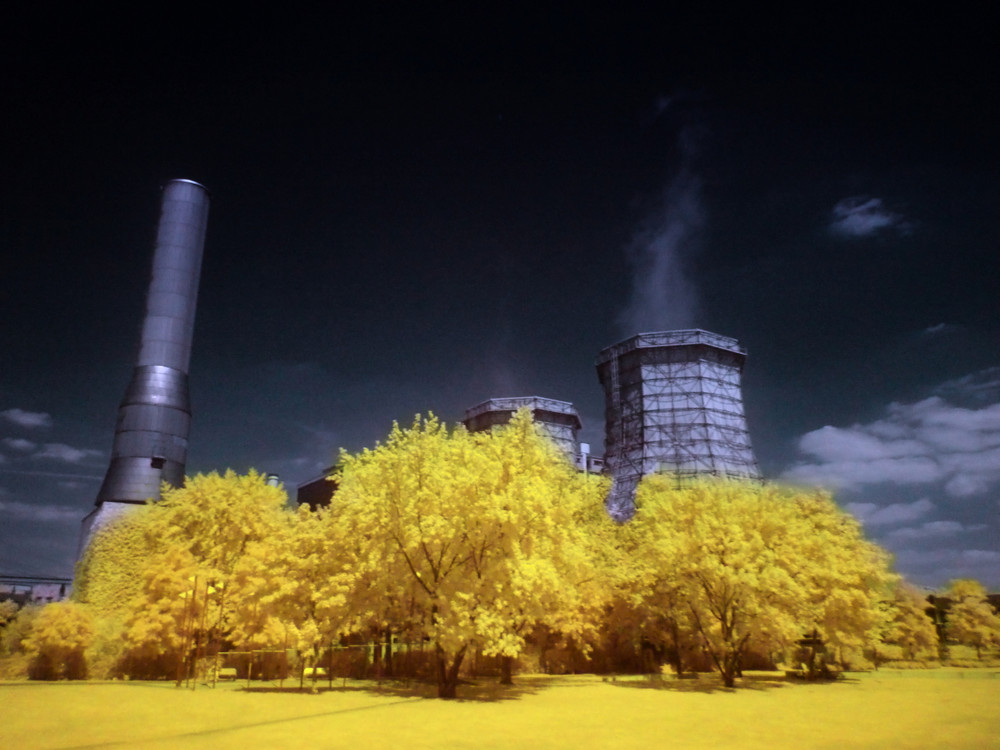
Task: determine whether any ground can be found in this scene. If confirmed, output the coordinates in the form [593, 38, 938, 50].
[1, 671, 998, 749]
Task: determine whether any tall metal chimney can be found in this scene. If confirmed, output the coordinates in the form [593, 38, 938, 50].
[596, 329, 760, 520]
[79, 179, 209, 548]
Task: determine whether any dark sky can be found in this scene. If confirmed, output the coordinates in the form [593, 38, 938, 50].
[2, 6, 998, 588]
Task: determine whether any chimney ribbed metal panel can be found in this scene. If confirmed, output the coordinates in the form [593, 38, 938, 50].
[79, 180, 209, 552]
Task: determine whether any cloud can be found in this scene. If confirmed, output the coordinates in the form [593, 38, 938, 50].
[2, 437, 37, 452]
[828, 196, 908, 238]
[934, 367, 1000, 405]
[0, 499, 82, 523]
[892, 547, 1000, 588]
[887, 520, 985, 541]
[34, 443, 102, 464]
[846, 498, 934, 526]
[1, 408, 53, 429]
[923, 323, 960, 336]
[783, 370, 1000, 496]
[0, 468, 103, 480]
[959, 549, 1000, 564]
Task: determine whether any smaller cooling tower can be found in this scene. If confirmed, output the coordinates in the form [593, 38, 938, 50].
[596, 330, 760, 519]
[463, 396, 581, 458]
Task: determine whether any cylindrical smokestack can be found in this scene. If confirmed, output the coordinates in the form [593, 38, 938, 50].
[93, 179, 209, 507]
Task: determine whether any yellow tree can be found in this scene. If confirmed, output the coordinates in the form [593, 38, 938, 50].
[229, 503, 357, 682]
[121, 470, 289, 677]
[22, 601, 95, 680]
[123, 546, 201, 676]
[611, 516, 700, 675]
[630, 478, 893, 686]
[631, 478, 808, 686]
[881, 581, 938, 661]
[789, 491, 894, 671]
[333, 410, 609, 698]
[945, 579, 1000, 659]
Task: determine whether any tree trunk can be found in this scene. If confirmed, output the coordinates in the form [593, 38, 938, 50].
[384, 628, 394, 677]
[436, 644, 467, 699]
[500, 655, 513, 685]
[721, 649, 737, 688]
[372, 637, 383, 678]
[668, 621, 685, 676]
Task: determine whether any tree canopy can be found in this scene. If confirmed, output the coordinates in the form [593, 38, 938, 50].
[625, 477, 893, 686]
[51, 414, 985, 692]
[945, 579, 1000, 659]
[330, 410, 611, 697]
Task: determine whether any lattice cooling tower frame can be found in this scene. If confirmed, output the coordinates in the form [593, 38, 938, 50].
[596, 330, 761, 519]
[463, 396, 581, 458]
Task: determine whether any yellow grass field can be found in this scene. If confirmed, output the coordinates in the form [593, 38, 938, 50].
[1, 671, 998, 749]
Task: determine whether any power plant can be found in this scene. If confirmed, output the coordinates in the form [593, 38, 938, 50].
[76, 181, 761, 542]
[596, 330, 760, 519]
[79, 179, 210, 550]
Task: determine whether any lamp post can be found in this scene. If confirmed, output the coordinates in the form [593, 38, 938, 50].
[176, 576, 222, 689]
[191, 580, 220, 691]
[176, 576, 198, 688]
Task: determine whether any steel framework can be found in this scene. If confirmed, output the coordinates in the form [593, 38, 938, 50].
[596, 330, 760, 519]
[463, 396, 581, 458]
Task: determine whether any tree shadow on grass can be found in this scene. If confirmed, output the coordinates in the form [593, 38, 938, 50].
[242, 676, 544, 702]
[604, 672, 856, 694]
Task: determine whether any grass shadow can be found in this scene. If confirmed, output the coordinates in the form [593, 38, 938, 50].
[242, 676, 544, 702]
[603, 671, 858, 694]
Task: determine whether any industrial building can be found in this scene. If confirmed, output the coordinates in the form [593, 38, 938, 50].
[77, 181, 762, 546]
[463, 396, 580, 454]
[596, 329, 760, 519]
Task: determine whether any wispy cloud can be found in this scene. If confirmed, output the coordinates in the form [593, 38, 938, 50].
[0, 469, 103, 480]
[887, 520, 986, 541]
[34, 443, 102, 464]
[922, 323, 960, 336]
[892, 547, 1000, 588]
[1, 409, 53, 429]
[846, 498, 934, 526]
[934, 366, 1000, 404]
[783, 369, 1000, 497]
[829, 196, 909, 238]
[2, 438, 37, 452]
[0, 499, 82, 523]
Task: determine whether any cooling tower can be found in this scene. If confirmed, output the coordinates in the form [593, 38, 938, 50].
[596, 330, 760, 519]
[463, 396, 582, 458]
[79, 179, 210, 550]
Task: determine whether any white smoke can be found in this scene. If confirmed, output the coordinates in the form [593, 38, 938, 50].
[829, 196, 910, 238]
[618, 136, 704, 336]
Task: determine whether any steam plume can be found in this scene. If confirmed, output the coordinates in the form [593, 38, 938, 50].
[618, 137, 703, 335]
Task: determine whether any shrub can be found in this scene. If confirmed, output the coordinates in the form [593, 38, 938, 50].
[23, 602, 95, 680]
